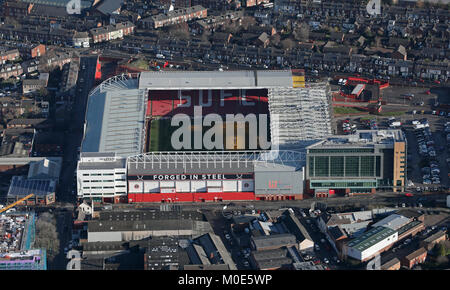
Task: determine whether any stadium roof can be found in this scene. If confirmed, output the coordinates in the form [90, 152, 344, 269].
[19, 0, 93, 8]
[138, 70, 294, 90]
[127, 151, 305, 175]
[82, 75, 145, 157]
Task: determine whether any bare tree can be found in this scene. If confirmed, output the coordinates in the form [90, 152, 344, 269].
[281, 38, 297, 50]
[169, 23, 191, 40]
[240, 16, 257, 30]
[34, 213, 60, 262]
[294, 23, 310, 42]
[270, 34, 281, 47]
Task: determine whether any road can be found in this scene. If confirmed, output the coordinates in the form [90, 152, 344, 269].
[58, 56, 98, 204]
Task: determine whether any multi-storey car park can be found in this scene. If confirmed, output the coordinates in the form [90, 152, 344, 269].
[77, 69, 333, 204]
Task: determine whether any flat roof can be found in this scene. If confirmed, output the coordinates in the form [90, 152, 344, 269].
[77, 158, 126, 170]
[307, 129, 405, 149]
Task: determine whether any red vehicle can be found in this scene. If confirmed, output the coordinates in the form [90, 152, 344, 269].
[434, 80, 441, 84]
[419, 79, 425, 83]
[405, 193, 413, 197]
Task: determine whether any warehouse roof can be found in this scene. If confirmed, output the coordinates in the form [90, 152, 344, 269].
[371, 214, 411, 231]
[397, 220, 423, 236]
[282, 211, 313, 243]
[252, 248, 288, 260]
[98, 210, 204, 221]
[251, 233, 297, 250]
[347, 226, 396, 252]
[88, 219, 202, 233]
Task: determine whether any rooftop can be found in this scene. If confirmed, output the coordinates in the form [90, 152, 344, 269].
[371, 214, 411, 231]
[82, 75, 145, 157]
[347, 226, 396, 252]
[7, 176, 56, 198]
[151, 5, 206, 22]
[251, 233, 297, 249]
[307, 129, 406, 150]
[138, 70, 294, 90]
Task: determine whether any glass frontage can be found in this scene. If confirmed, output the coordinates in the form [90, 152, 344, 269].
[345, 156, 359, 177]
[330, 156, 344, 176]
[315, 156, 329, 177]
[309, 148, 374, 153]
[310, 180, 377, 188]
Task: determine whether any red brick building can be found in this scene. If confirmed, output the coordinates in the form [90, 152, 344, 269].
[401, 247, 427, 269]
[0, 48, 19, 65]
[2, 1, 33, 18]
[30, 44, 46, 58]
[146, 5, 207, 29]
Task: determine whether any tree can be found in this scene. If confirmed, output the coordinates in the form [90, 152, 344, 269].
[294, 23, 310, 42]
[435, 242, 448, 257]
[281, 38, 296, 50]
[168, 23, 191, 41]
[270, 34, 281, 47]
[34, 213, 60, 262]
[240, 16, 257, 30]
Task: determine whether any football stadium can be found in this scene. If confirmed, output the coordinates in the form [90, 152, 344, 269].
[78, 69, 332, 203]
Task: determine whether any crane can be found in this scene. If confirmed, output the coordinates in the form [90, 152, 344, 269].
[0, 194, 34, 214]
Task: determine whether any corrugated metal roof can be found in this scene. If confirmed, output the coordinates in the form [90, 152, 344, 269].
[138, 70, 293, 90]
[82, 78, 145, 157]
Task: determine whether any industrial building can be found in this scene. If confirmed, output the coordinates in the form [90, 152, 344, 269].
[86, 210, 212, 242]
[345, 226, 398, 262]
[306, 129, 407, 197]
[6, 176, 56, 205]
[79, 70, 331, 203]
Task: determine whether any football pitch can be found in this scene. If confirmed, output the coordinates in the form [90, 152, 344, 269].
[148, 118, 271, 152]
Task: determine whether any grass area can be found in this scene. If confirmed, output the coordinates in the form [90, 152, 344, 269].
[128, 59, 149, 70]
[148, 118, 271, 151]
[333, 107, 367, 115]
[359, 115, 376, 120]
[149, 118, 178, 151]
[376, 110, 407, 117]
